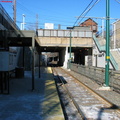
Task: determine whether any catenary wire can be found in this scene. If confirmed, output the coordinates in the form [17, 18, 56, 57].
[66, 0, 101, 37]
[78, 0, 101, 25]
[115, 0, 120, 4]
[73, 0, 94, 26]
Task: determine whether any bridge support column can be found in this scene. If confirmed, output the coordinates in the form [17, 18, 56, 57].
[32, 33, 35, 91]
[63, 47, 69, 68]
[58, 47, 66, 66]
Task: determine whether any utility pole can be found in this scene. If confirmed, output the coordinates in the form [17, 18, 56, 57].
[13, 0, 16, 24]
[105, 0, 110, 87]
[36, 14, 39, 30]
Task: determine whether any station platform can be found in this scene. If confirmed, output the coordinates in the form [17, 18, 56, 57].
[0, 67, 64, 120]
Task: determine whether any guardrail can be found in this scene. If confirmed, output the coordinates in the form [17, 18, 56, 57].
[69, 63, 120, 93]
[37, 29, 92, 38]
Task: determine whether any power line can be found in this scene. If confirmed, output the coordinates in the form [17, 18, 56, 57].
[73, 0, 94, 26]
[75, 16, 120, 20]
[16, 1, 77, 27]
[17, 1, 35, 15]
[65, 0, 101, 37]
[16, 20, 73, 27]
[115, 0, 120, 4]
[78, 0, 101, 25]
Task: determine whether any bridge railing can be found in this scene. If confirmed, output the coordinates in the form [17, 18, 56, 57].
[37, 29, 92, 38]
[68, 63, 120, 93]
[0, 4, 19, 30]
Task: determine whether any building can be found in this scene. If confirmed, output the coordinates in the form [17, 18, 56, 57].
[112, 20, 120, 48]
[79, 18, 98, 33]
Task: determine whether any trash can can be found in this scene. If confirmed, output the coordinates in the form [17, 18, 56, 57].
[15, 67, 24, 78]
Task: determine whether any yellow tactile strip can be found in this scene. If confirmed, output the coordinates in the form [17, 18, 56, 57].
[42, 67, 64, 120]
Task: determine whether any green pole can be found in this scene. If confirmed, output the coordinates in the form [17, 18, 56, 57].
[105, 0, 110, 86]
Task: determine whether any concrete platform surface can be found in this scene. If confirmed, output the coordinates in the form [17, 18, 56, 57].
[0, 67, 64, 120]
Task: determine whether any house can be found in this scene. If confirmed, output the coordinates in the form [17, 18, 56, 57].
[79, 18, 98, 33]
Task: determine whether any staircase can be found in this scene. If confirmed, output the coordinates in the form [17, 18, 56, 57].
[93, 34, 119, 70]
[93, 35, 105, 52]
[110, 50, 120, 70]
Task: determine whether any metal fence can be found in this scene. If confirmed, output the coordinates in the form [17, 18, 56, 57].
[69, 63, 120, 93]
[37, 29, 92, 38]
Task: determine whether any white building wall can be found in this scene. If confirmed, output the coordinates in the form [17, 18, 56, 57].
[92, 44, 113, 69]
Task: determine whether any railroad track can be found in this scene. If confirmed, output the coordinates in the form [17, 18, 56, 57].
[52, 67, 120, 120]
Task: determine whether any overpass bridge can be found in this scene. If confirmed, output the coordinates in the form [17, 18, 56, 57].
[36, 29, 93, 66]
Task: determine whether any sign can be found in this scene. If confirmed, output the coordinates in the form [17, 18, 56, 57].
[45, 23, 54, 29]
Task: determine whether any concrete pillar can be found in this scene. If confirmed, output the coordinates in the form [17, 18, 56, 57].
[34, 50, 39, 67]
[63, 47, 69, 68]
[32, 33, 35, 91]
[58, 47, 65, 66]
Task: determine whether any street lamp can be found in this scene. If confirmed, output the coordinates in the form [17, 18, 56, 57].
[21, 14, 26, 30]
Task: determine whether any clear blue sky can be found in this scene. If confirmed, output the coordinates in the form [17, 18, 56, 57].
[1, 0, 120, 30]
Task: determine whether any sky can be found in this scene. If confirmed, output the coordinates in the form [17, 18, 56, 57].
[1, 0, 120, 30]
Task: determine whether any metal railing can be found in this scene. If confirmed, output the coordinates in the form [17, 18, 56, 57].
[0, 4, 19, 31]
[110, 53, 118, 70]
[69, 63, 120, 93]
[37, 29, 93, 38]
[93, 34, 118, 70]
[93, 34, 105, 51]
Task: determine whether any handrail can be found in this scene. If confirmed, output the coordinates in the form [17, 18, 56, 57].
[93, 34, 118, 70]
[38, 29, 93, 38]
[93, 34, 105, 51]
[0, 4, 20, 30]
[0, 4, 30, 38]
[110, 53, 118, 70]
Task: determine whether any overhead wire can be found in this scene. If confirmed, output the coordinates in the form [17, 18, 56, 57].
[65, 0, 101, 37]
[16, 0, 100, 30]
[78, 0, 101, 25]
[16, 20, 73, 29]
[115, 0, 120, 4]
[73, 0, 94, 26]
[16, 1, 77, 29]
[16, 1, 35, 15]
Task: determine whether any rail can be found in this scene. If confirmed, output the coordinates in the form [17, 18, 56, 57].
[53, 67, 120, 119]
[69, 63, 120, 93]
